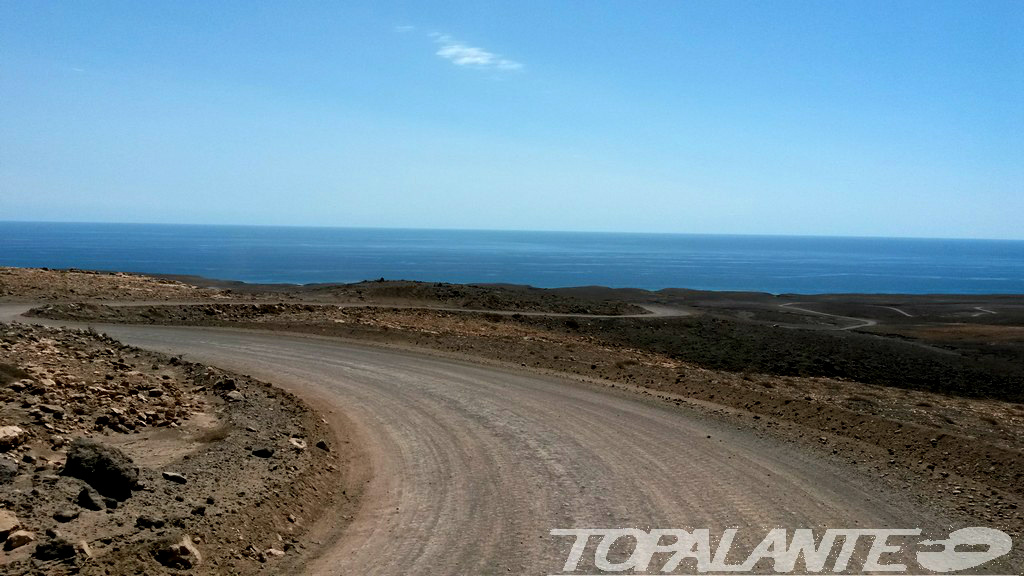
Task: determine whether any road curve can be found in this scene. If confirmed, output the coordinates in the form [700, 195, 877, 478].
[0, 305, 947, 574]
[74, 324, 949, 575]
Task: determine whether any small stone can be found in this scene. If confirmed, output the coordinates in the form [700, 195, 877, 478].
[136, 515, 166, 529]
[265, 547, 285, 558]
[251, 447, 274, 458]
[34, 535, 76, 560]
[54, 508, 80, 523]
[3, 529, 35, 550]
[39, 404, 64, 416]
[77, 486, 106, 511]
[153, 533, 202, 569]
[289, 438, 307, 450]
[76, 540, 94, 559]
[315, 439, 330, 452]
[0, 426, 26, 451]
[0, 458, 17, 484]
[162, 471, 187, 484]
[225, 390, 244, 402]
[0, 510, 20, 540]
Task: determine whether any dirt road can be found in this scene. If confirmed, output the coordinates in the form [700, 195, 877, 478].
[42, 322, 952, 575]
[779, 302, 878, 330]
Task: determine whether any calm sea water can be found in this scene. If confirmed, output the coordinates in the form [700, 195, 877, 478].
[1, 222, 1022, 294]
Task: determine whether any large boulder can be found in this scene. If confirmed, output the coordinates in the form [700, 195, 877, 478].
[61, 438, 138, 501]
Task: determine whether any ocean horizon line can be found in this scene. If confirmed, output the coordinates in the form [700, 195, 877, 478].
[2, 219, 1022, 244]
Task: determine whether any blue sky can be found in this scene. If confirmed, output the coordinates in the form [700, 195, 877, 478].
[2, 1, 1022, 239]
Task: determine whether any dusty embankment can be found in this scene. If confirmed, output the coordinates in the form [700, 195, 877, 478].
[0, 268, 224, 302]
[0, 322, 351, 575]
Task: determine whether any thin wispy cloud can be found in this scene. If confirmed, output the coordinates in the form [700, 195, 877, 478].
[431, 33, 523, 71]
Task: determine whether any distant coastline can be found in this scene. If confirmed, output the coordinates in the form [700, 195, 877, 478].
[2, 221, 1023, 295]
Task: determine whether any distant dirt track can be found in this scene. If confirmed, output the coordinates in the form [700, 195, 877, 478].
[61, 323, 956, 575]
[23, 300, 690, 318]
[779, 302, 878, 330]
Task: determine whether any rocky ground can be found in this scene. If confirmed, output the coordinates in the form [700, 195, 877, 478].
[0, 323, 347, 575]
[0, 268, 227, 303]
[291, 280, 648, 314]
[153, 275, 647, 314]
[1, 267, 644, 315]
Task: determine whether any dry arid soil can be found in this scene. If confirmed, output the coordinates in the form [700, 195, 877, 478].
[3, 266, 1024, 571]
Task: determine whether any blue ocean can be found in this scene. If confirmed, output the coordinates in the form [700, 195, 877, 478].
[1, 222, 1022, 294]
